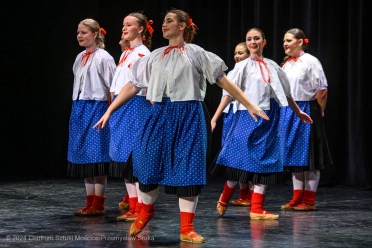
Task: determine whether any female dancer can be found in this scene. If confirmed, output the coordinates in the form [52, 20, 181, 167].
[280, 28, 332, 211]
[94, 10, 268, 243]
[209, 28, 313, 220]
[68, 18, 116, 216]
[117, 34, 130, 210]
[109, 12, 154, 221]
[211, 42, 253, 207]
[215, 42, 250, 145]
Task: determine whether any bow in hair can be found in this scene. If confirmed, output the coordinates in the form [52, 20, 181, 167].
[188, 18, 196, 27]
[146, 20, 154, 35]
[100, 28, 107, 35]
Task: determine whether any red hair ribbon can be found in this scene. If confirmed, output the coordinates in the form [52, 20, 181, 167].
[146, 20, 154, 35]
[189, 18, 196, 27]
[304, 38, 309, 44]
[256, 58, 271, 83]
[100, 28, 107, 35]
[142, 36, 146, 42]
[81, 51, 92, 67]
[163, 45, 185, 57]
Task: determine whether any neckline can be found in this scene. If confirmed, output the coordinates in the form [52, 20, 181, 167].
[130, 43, 143, 49]
[85, 47, 99, 54]
[250, 56, 264, 61]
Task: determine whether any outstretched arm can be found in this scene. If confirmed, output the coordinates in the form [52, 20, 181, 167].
[211, 96, 233, 132]
[315, 89, 328, 117]
[93, 83, 139, 131]
[287, 96, 313, 124]
[216, 75, 269, 122]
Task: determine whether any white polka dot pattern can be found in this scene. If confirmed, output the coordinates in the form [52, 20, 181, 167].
[279, 102, 311, 166]
[109, 95, 152, 162]
[221, 103, 235, 146]
[217, 99, 283, 173]
[132, 99, 207, 186]
[67, 100, 110, 164]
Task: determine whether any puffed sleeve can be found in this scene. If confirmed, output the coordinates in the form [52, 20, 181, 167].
[131, 55, 152, 89]
[196, 48, 228, 84]
[97, 57, 116, 88]
[310, 58, 328, 91]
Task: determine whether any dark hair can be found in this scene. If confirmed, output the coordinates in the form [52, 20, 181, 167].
[280, 28, 308, 67]
[246, 27, 266, 40]
[286, 28, 308, 50]
[166, 9, 198, 43]
[128, 12, 153, 49]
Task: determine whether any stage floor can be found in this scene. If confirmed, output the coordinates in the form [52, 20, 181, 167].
[1, 176, 371, 248]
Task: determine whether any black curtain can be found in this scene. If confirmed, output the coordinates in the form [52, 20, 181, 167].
[3, 0, 370, 188]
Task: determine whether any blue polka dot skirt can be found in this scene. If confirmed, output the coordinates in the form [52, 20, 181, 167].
[221, 103, 235, 146]
[215, 98, 283, 174]
[132, 98, 208, 187]
[281, 100, 333, 172]
[109, 95, 152, 162]
[108, 95, 152, 179]
[279, 101, 310, 168]
[67, 100, 110, 177]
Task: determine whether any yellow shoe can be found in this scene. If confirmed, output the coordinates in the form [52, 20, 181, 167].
[293, 204, 316, 211]
[129, 211, 155, 236]
[180, 231, 205, 243]
[130, 218, 147, 236]
[231, 198, 251, 206]
[119, 201, 129, 209]
[117, 211, 136, 221]
[74, 209, 83, 215]
[216, 194, 228, 216]
[250, 211, 279, 220]
[281, 201, 299, 210]
[74, 207, 87, 215]
[80, 207, 105, 216]
[125, 212, 139, 221]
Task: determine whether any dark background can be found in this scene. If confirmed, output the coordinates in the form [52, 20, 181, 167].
[2, 0, 370, 188]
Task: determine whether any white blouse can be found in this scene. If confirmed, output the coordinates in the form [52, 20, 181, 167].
[227, 57, 291, 111]
[130, 43, 228, 102]
[72, 48, 116, 101]
[282, 53, 328, 101]
[110, 44, 150, 96]
[222, 69, 236, 113]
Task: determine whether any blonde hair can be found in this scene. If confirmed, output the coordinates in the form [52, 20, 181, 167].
[79, 18, 105, 49]
[236, 42, 249, 54]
